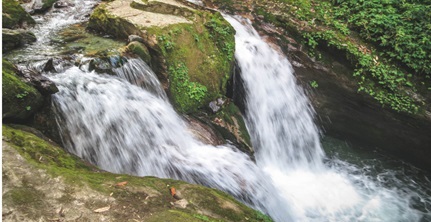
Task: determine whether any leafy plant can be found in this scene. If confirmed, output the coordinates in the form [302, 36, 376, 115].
[16, 91, 29, 99]
[169, 62, 208, 113]
[310, 80, 319, 88]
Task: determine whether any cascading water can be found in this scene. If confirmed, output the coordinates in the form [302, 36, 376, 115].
[223, 16, 324, 170]
[51, 58, 295, 221]
[7, 0, 98, 63]
[224, 15, 428, 221]
[6, 0, 431, 220]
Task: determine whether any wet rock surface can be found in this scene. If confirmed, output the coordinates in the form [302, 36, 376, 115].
[2, 28, 37, 52]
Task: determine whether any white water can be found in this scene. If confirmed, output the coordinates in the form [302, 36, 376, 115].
[7, 0, 430, 220]
[9, 0, 98, 63]
[225, 15, 425, 221]
[51, 59, 294, 221]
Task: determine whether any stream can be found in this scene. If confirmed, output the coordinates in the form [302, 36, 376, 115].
[4, 1, 431, 221]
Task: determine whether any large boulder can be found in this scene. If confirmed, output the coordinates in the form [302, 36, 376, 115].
[87, 0, 235, 114]
[2, 60, 44, 121]
[2, 0, 35, 28]
[2, 28, 37, 52]
[2, 125, 272, 222]
[2, 59, 59, 122]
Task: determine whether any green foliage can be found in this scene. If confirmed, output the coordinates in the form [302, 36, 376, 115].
[158, 34, 176, 51]
[144, 12, 235, 114]
[16, 91, 29, 99]
[332, 0, 431, 76]
[205, 13, 236, 60]
[169, 62, 208, 113]
[310, 80, 319, 88]
[283, 0, 425, 114]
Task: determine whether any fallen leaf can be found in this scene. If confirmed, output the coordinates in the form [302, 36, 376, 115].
[116, 181, 128, 187]
[93, 206, 110, 213]
[170, 187, 176, 196]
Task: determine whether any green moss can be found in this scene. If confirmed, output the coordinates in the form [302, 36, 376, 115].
[2, 0, 35, 28]
[56, 23, 126, 56]
[41, 0, 58, 11]
[2, 125, 271, 221]
[2, 29, 37, 52]
[127, 41, 152, 64]
[146, 12, 235, 113]
[3, 187, 44, 206]
[2, 59, 44, 120]
[87, 5, 141, 39]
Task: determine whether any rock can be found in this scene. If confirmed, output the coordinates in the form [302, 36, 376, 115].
[127, 41, 151, 64]
[128, 34, 145, 44]
[25, 0, 59, 14]
[2, 28, 37, 52]
[2, 0, 36, 28]
[185, 115, 224, 146]
[43, 58, 56, 73]
[89, 50, 126, 75]
[2, 125, 272, 222]
[130, 0, 195, 19]
[209, 101, 220, 113]
[31, 75, 59, 95]
[53, 1, 71, 8]
[87, 0, 235, 113]
[2, 60, 44, 121]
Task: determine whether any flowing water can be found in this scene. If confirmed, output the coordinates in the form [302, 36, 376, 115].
[5, 1, 431, 221]
[224, 15, 431, 221]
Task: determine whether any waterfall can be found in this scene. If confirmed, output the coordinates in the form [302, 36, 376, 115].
[51, 58, 295, 221]
[224, 15, 424, 221]
[10, 0, 429, 219]
[224, 16, 324, 170]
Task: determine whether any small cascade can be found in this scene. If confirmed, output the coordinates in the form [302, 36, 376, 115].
[112, 58, 167, 99]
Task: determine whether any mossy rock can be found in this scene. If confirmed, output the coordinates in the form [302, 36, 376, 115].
[130, 0, 195, 19]
[127, 41, 152, 64]
[56, 23, 126, 56]
[87, 0, 235, 113]
[2, 28, 37, 52]
[146, 11, 235, 113]
[87, 5, 142, 39]
[2, 59, 44, 121]
[2, 0, 35, 28]
[2, 125, 273, 221]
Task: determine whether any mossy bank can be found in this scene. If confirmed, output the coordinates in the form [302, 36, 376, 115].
[2, 125, 272, 221]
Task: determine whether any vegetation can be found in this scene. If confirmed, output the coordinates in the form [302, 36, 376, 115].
[146, 12, 235, 113]
[169, 62, 208, 113]
[2, 59, 43, 120]
[251, 0, 430, 114]
[2, 125, 273, 221]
